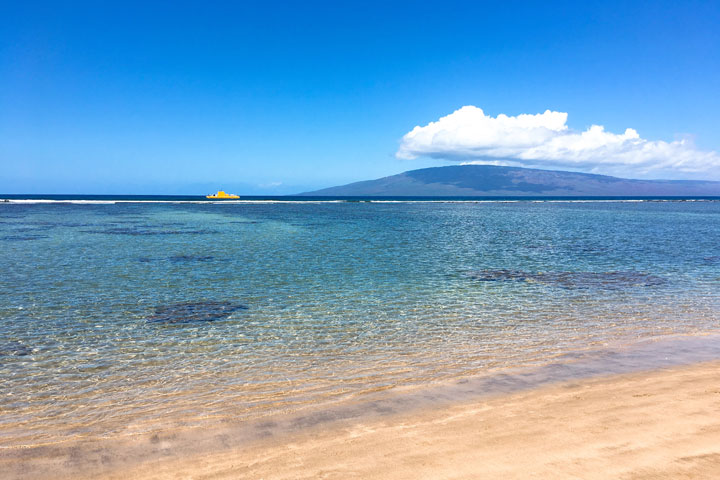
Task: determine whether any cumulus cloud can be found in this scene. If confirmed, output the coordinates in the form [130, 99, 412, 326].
[397, 106, 720, 179]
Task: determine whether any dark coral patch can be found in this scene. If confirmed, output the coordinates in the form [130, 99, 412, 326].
[0, 341, 32, 356]
[467, 269, 532, 282]
[82, 227, 216, 236]
[146, 301, 248, 324]
[467, 270, 666, 289]
[168, 255, 215, 263]
[2, 234, 49, 241]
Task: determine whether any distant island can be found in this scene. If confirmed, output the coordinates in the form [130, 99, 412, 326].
[300, 165, 720, 197]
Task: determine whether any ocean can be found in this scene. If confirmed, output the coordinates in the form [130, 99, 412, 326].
[1, 196, 719, 448]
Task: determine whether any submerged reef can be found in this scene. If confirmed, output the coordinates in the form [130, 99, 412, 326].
[146, 301, 248, 324]
[702, 256, 720, 265]
[0, 341, 32, 356]
[1, 234, 49, 241]
[82, 226, 216, 236]
[168, 255, 215, 263]
[466, 269, 666, 289]
[137, 255, 216, 263]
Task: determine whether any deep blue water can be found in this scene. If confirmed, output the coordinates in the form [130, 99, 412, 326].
[1, 197, 719, 445]
[3, 194, 720, 202]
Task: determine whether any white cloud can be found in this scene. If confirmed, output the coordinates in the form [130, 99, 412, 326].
[397, 106, 720, 179]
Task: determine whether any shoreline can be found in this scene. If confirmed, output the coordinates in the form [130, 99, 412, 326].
[163, 360, 720, 480]
[5, 360, 719, 479]
[4, 333, 720, 479]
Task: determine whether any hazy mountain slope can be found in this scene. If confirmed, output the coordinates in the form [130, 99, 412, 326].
[301, 165, 720, 196]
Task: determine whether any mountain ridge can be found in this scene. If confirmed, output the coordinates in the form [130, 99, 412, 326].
[300, 165, 720, 197]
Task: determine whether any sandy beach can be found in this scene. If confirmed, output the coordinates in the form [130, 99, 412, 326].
[143, 361, 720, 480]
[6, 359, 718, 480]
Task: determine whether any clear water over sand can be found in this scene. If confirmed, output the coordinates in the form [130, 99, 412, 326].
[1, 199, 719, 447]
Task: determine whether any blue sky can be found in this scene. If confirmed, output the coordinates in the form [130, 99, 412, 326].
[1, 1, 719, 194]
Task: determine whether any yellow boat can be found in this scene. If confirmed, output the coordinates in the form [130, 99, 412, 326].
[206, 190, 240, 199]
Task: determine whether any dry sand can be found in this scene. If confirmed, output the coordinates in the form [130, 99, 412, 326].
[59, 360, 720, 480]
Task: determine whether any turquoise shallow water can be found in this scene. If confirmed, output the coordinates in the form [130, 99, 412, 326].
[1, 199, 719, 446]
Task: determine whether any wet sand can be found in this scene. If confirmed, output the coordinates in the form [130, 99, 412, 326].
[8, 359, 719, 480]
